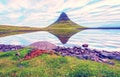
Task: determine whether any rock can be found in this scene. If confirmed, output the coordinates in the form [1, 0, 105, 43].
[0, 44, 24, 52]
[29, 41, 57, 51]
[76, 55, 83, 59]
[15, 52, 21, 57]
[61, 53, 67, 57]
[101, 59, 109, 62]
[115, 56, 120, 60]
[107, 62, 115, 65]
[83, 55, 89, 60]
[82, 44, 88, 48]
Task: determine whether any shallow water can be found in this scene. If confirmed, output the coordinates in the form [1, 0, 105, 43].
[0, 29, 120, 51]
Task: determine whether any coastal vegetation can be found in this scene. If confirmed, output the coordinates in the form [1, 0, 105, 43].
[0, 48, 120, 77]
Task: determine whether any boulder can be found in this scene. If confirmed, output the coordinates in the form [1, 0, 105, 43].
[115, 56, 120, 60]
[82, 44, 88, 48]
[29, 41, 57, 50]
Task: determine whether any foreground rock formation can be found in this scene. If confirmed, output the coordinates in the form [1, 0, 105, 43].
[1, 42, 120, 65]
[29, 41, 57, 50]
[53, 45, 119, 65]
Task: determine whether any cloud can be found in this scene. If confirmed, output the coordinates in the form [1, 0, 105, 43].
[66, 0, 120, 27]
[0, 0, 120, 27]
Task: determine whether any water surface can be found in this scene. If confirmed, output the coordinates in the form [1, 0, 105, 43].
[0, 29, 120, 51]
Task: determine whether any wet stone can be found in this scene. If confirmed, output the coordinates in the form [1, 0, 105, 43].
[82, 44, 88, 47]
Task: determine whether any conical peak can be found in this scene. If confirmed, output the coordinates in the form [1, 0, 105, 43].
[60, 12, 68, 17]
[48, 12, 85, 29]
[56, 12, 70, 22]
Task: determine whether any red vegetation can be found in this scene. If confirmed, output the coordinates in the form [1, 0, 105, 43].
[24, 49, 54, 60]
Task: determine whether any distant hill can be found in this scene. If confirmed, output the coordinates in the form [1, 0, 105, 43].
[47, 12, 85, 29]
[0, 25, 42, 32]
[0, 25, 43, 37]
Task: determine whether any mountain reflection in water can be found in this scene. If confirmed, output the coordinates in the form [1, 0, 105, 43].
[47, 29, 84, 44]
[0, 29, 120, 51]
[0, 29, 85, 44]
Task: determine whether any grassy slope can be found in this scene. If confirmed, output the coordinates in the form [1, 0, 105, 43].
[0, 48, 120, 77]
[46, 21, 85, 30]
[0, 25, 43, 37]
[0, 25, 43, 31]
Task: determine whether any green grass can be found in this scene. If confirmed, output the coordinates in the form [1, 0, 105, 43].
[0, 25, 43, 31]
[0, 48, 31, 59]
[0, 25, 43, 37]
[46, 20, 85, 30]
[0, 48, 120, 77]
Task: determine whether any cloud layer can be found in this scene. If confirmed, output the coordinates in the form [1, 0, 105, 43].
[0, 0, 120, 27]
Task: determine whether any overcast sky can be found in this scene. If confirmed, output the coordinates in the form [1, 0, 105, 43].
[0, 0, 120, 27]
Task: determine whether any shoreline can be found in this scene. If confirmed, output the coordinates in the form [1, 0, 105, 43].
[0, 43, 119, 52]
[78, 27, 120, 29]
[0, 43, 120, 65]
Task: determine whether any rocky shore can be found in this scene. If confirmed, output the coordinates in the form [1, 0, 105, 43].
[0, 42, 120, 65]
[53, 45, 120, 65]
[0, 44, 24, 52]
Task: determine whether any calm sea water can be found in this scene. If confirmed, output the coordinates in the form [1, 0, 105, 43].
[0, 29, 120, 51]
